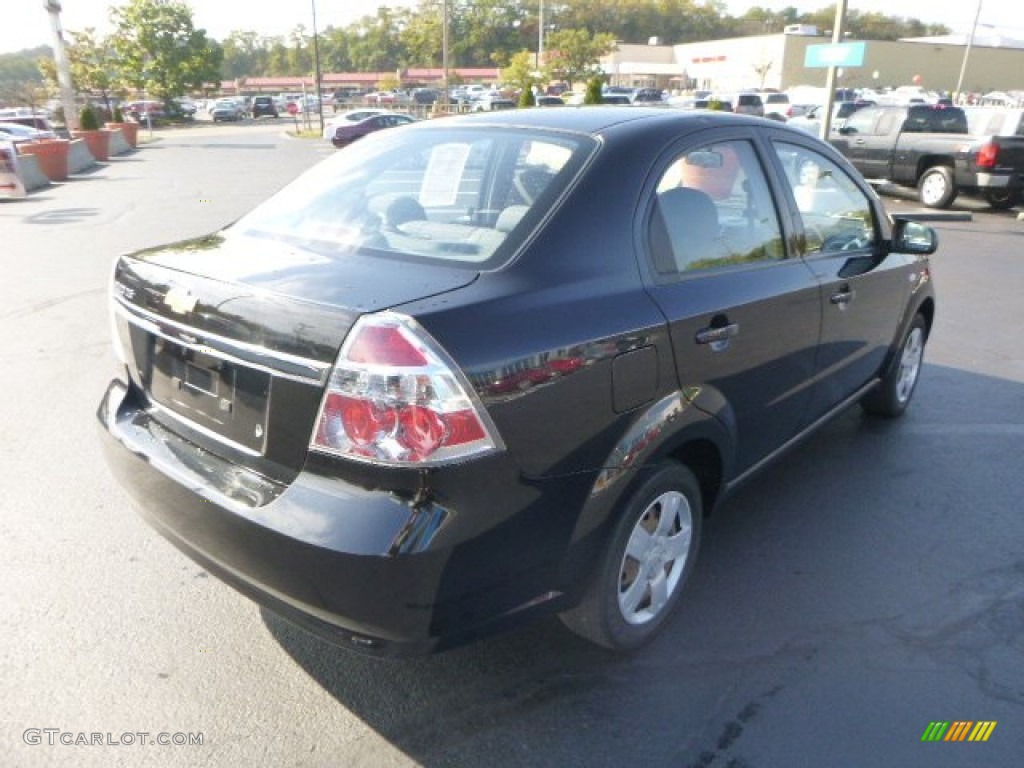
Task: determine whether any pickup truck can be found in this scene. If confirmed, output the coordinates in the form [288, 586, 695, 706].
[829, 103, 1024, 209]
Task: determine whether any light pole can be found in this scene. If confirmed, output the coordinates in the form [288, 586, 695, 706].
[538, 0, 544, 70]
[43, 0, 77, 132]
[311, 0, 324, 134]
[440, 0, 450, 112]
[954, 0, 984, 104]
[819, 0, 849, 142]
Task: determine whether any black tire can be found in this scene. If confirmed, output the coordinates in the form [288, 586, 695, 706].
[917, 166, 957, 209]
[560, 462, 702, 651]
[983, 188, 1019, 210]
[862, 313, 927, 418]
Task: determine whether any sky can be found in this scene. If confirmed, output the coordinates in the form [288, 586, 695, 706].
[3, 0, 1020, 56]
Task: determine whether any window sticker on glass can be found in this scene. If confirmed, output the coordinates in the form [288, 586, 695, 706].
[420, 143, 471, 206]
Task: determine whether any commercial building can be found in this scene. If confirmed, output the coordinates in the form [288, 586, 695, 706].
[602, 28, 1024, 96]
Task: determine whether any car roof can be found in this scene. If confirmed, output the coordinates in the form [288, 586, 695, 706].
[410, 107, 790, 148]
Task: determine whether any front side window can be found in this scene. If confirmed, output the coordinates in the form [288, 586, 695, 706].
[773, 142, 876, 255]
[231, 127, 592, 267]
[649, 139, 785, 274]
[843, 107, 881, 135]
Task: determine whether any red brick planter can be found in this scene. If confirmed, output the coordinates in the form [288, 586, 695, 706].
[17, 139, 70, 181]
[72, 129, 112, 162]
[105, 121, 138, 149]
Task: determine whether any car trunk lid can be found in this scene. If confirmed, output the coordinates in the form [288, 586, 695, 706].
[112, 232, 477, 482]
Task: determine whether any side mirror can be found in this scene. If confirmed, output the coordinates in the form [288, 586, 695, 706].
[837, 126, 853, 135]
[891, 218, 938, 255]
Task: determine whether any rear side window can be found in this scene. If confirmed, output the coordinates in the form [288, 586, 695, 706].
[649, 139, 784, 274]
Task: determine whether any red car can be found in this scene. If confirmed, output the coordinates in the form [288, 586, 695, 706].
[124, 100, 166, 123]
[331, 112, 416, 148]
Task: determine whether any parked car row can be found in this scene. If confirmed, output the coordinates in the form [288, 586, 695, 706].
[0, 121, 57, 144]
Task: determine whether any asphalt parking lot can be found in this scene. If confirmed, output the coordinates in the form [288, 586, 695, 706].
[1, 120, 1022, 767]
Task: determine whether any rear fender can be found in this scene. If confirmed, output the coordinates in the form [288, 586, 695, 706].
[572, 390, 733, 544]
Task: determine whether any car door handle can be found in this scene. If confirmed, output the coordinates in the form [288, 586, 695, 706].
[854, 138, 866, 145]
[830, 289, 854, 305]
[695, 323, 739, 345]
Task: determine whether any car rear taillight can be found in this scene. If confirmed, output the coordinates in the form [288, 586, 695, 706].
[311, 312, 503, 466]
[975, 142, 999, 170]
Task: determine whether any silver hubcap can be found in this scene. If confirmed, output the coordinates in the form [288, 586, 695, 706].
[896, 328, 924, 403]
[617, 491, 693, 625]
[921, 174, 947, 206]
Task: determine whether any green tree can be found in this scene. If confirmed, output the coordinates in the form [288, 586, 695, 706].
[501, 50, 541, 96]
[287, 25, 312, 75]
[110, 0, 223, 103]
[64, 28, 122, 117]
[544, 28, 616, 89]
[345, 8, 404, 72]
[221, 30, 270, 79]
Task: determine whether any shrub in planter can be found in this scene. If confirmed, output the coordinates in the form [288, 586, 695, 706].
[73, 106, 111, 161]
[105, 105, 138, 149]
[585, 77, 604, 105]
[79, 106, 100, 131]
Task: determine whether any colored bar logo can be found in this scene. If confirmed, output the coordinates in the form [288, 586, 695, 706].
[921, 721, 996, 742]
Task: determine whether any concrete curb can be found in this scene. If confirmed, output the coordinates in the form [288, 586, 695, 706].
[68, 138, 96, 174]
[17, 153, 50, 191]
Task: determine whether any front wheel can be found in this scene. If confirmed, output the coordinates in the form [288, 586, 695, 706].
[918, 166, 957, 209]
[560, 463, 702, 650]
[983, 188, 1020, 210]
[862, 313, 927, 417]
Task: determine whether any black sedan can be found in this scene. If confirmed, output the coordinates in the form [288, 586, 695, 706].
[331, 112, 415, 148]
[99, 108, 937, 656]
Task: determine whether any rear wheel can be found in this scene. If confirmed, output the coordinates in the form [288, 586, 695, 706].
[862, 313, 927, 417]
[918, 166, 957, 209]
[560, 463, 702, 650]
[983, 188, 1019, 210]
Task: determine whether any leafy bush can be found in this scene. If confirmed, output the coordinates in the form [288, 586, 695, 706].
[519, 88, 536, 108]
[112, 106, 124, 123]
[585, 77, 603, 105]
[79, 106, 100, 130]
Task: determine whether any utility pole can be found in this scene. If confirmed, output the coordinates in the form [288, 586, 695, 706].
[43, 0, 77, 132]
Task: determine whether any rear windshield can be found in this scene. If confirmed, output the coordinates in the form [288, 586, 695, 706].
[231, 125, 594, 268]
[902, 105, 967, 134]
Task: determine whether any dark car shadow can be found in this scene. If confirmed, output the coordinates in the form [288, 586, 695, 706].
[263, 362, 1024, 767]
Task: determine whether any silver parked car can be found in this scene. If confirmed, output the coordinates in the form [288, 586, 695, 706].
[210, 98, 245, 122]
